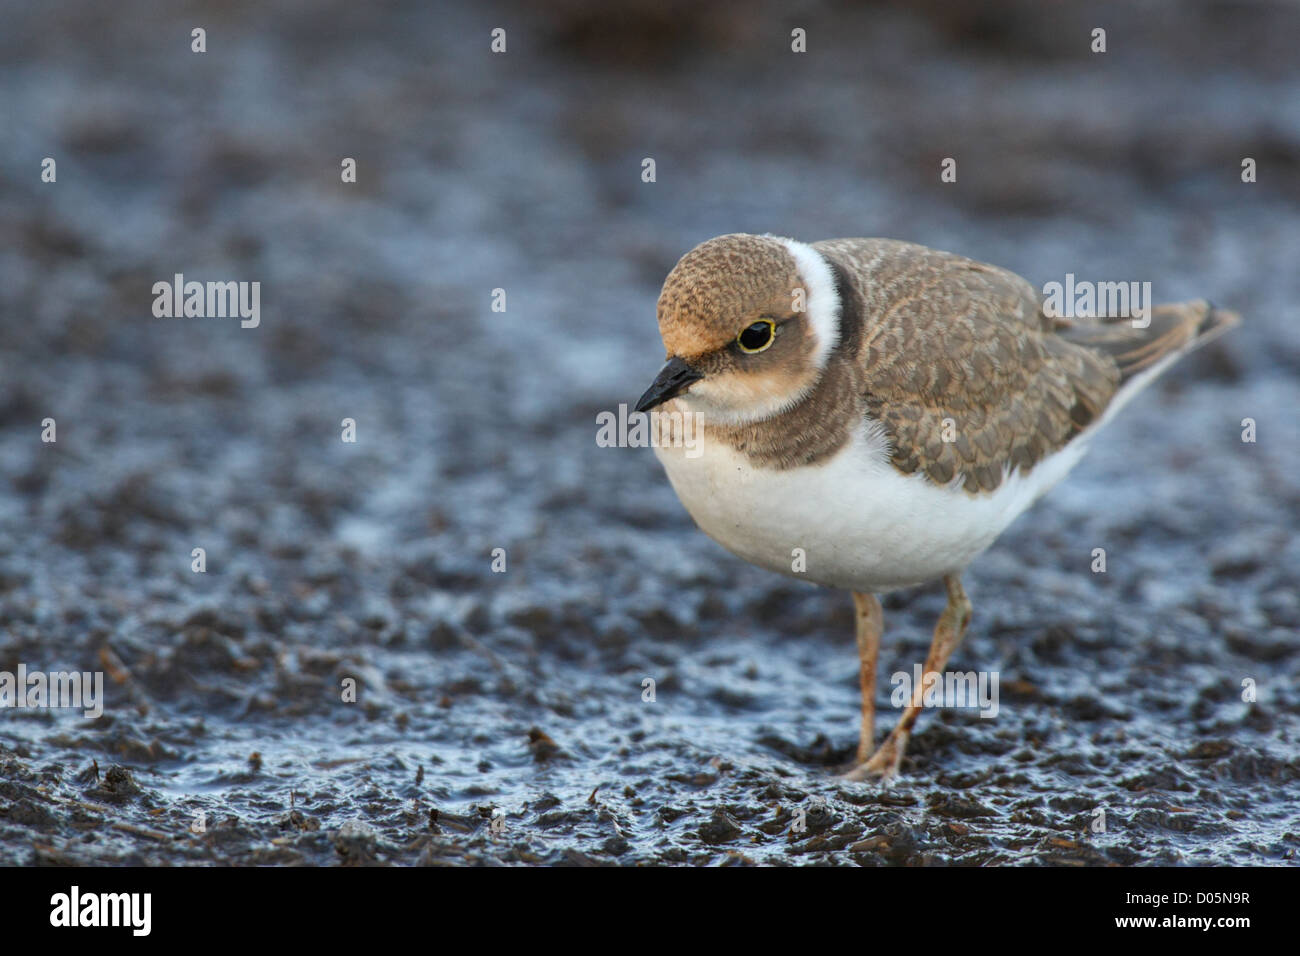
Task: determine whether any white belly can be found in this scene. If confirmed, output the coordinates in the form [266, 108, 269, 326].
[653, 417, 1089, 593]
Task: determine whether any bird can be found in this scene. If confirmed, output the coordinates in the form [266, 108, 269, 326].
[634, 233, 1239, 779]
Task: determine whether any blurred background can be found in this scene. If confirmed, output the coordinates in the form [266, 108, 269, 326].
[0, 0, 1296, 865]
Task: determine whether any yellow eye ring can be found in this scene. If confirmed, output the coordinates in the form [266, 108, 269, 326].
[737, 318, 776, 353]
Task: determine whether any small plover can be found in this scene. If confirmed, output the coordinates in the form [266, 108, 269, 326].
[635, 233, 1238, 779]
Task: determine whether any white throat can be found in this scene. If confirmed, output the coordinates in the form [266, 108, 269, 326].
[675, 237, 844, 427]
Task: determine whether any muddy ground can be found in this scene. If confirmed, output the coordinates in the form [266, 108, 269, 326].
[0, 0, 1297, 866]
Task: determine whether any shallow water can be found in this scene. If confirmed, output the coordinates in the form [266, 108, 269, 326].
[0, 0, 1297, 865]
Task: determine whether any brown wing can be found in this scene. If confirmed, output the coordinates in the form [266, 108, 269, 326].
[814, 238, 1120, 494]
[1055, 299, 1239, 386]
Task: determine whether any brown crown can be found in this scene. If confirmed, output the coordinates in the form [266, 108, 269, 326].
[656, 234, 803, 359]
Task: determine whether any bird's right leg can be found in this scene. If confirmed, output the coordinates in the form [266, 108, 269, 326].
[846, 574, 971, 780]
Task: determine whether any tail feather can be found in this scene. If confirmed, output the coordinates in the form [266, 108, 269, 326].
[1057, 299, 1240, 386]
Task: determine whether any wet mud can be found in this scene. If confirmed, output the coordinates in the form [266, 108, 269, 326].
[0, 0, 1297, 865]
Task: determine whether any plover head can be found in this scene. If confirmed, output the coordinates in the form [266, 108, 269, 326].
[635, 233, 842, 424]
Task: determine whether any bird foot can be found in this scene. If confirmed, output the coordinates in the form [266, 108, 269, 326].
[839, 733, 906, 782]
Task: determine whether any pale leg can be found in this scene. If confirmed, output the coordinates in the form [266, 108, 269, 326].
[852, 591, 883, 764]
[844, 574, 971, 781]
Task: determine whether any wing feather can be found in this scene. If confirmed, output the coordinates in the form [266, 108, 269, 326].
[814, 238, 1121, 493]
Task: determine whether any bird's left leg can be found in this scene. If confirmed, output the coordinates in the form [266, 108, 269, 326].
[843, 574, 971, 781]
[851, 591, 883, 764]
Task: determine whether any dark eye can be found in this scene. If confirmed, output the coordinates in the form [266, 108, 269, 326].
[737, 319, 775, 353]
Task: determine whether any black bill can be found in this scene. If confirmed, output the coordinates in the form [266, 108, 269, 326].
[634, 356, 704, 413]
